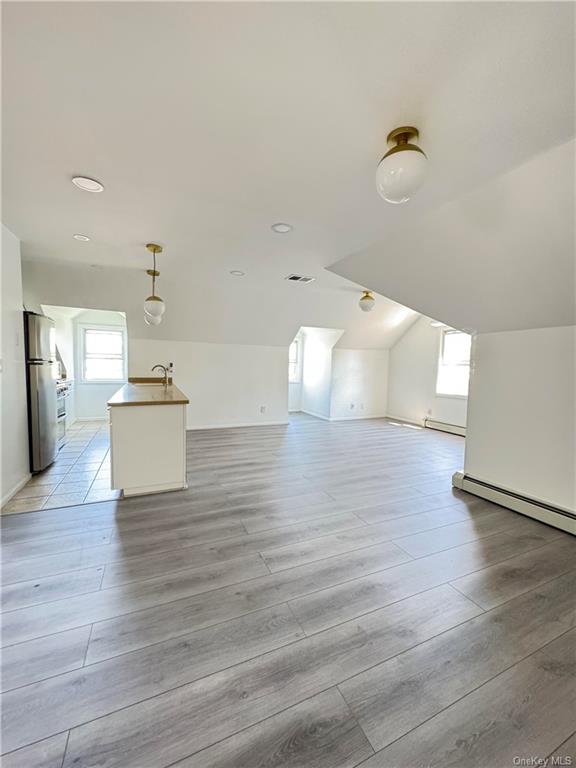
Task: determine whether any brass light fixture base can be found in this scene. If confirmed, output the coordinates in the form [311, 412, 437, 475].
[146, 243, 163, 254]
[387, 126, 419, 145]
[382, 126, 426, 161]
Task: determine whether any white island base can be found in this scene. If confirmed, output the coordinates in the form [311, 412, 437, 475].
[108, 383, 188, 497]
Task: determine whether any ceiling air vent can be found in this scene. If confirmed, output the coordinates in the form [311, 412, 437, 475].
[285, 274, 315, 284]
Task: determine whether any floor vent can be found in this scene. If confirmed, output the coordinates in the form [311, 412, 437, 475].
[285, 274, 315, 284]
[424, 418, 466, 437]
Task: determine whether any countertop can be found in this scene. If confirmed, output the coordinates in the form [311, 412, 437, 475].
[107, 382, 190, 407]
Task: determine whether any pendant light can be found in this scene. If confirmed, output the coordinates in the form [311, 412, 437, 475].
[144, 243, 165, 323]
[376, 126, 427, 204]
[359, 290, 376, 312]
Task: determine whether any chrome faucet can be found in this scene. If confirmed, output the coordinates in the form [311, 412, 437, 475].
[152, 364, 169, 390]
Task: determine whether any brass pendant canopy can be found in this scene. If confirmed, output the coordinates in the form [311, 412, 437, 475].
[382, 126, 426, 161]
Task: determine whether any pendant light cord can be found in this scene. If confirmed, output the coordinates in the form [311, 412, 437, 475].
[152, 250, 157, 297]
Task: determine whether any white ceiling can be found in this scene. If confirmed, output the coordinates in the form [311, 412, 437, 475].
[4, 2, 574, 344]
[330, 139, 576, 333]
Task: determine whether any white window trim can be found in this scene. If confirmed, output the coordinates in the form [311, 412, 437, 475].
[77, 323, 128, 384]
[288, 339, 301, 384]
[439, 329, 471, 367]
[435, 392, 469, 401]
[435, 328, 471, 399]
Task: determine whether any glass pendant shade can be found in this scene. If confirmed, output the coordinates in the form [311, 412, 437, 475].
[359, 291, 376, 312]
[143, 244, 165, 326]
[376, 127, 427, 204]
[376, 147, 427, 204]
[144, 312, 162, 326]
[144, 295, 165, 317]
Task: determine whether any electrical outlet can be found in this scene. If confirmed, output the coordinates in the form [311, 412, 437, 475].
[260, 405, 266, 414]
[350, 403, 355, 410]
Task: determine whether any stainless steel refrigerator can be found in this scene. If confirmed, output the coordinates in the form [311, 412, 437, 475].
[24, 312, 58, 472]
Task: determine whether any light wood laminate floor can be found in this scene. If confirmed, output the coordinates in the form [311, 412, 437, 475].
[1, 414, 575, 768]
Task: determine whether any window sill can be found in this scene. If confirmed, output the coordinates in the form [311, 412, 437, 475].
[79, 380, 127, 386]
[434, 393, 468, 400]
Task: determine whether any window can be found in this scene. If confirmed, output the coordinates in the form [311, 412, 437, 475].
[288, 339, 300, 383]
[436, 329, 471, 397]
[81, 326, 126, 382]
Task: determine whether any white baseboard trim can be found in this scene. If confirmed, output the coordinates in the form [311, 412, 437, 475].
[384, 416, 425, 428]
[301, 410, 387, 422]
[187, 420, 289, 431]
[300, 410, 331, 421]
[1, 473, 32, 507]
[425, 418, 466, 437]
[329, 414, 387, 422]
[75, 417, 107, 422]
[452, 471, 575, 535]
[121, 482, 188, 497]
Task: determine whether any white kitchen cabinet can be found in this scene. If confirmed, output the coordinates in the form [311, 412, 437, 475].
[108, 383, 188, 497]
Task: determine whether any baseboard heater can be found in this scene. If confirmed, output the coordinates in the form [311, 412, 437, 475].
[424, 418, 466, 437]
[452, 471, 575, 535]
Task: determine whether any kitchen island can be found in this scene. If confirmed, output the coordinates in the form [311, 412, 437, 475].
[107, 379, 189, 497]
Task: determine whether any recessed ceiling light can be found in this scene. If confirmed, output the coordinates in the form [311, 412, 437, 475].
[73, 234, 91, 241]
[229, 270, 245, 277]
[71, 176, 104, 193]
[271, 223, 292, 234]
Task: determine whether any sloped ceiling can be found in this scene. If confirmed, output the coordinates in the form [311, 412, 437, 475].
[4, 2, 574, 344]
[329, 139, 576, 333]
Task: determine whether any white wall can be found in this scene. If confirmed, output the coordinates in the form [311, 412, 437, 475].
[288, 381, 302, 412]
[299, 329, 388, 422]
[288, 333, 304, 412]
[331, 349, 388, 420]
[43, 310, 76, 424]
[301, 328, 341, 420]
[57, 315, 77, 424]
[129, 339, 289, 429]
[464, 325, 575, 512]
[1, 225, 29, 503]
[387, 315, 468, 428]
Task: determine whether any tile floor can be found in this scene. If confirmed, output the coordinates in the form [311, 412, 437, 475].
[2, 420, 119, 514]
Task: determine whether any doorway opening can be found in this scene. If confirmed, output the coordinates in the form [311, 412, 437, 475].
[3, 306, 127, 514]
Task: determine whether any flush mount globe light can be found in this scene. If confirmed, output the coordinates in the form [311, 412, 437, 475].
[376, 127, 427, 204]
[143, 243, 166, 325]
[359, 290, 376, 312]
[71, 176, 104, 193]
[73, 234, 91, 241]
